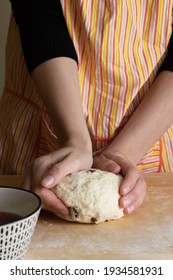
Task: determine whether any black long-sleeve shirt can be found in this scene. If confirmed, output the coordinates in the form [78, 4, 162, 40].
[10, 0, 78, 73]
[10, 0, 173, 74]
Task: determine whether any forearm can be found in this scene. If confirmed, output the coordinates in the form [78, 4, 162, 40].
[32, 57, 91, 150]
[108, 71, 173, 165]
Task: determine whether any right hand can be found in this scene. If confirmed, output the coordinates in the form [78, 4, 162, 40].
[22, 144, 93, 217]
[93, 149, 146, 215]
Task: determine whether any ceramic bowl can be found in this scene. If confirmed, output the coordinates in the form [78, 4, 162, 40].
[0, 186, 41, 260]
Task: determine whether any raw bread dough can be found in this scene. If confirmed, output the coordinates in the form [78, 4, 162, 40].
[54, 169, 124, 224]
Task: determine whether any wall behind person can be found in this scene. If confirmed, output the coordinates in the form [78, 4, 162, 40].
[0, 1, 11, 98]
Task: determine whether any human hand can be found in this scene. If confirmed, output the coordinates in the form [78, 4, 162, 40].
[22, 144, 93, 217]
[92, 148, 146, 215]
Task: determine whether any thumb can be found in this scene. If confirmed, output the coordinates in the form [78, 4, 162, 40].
[40, 154, 80, 188]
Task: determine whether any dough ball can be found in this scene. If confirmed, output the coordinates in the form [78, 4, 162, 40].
[54, 169, 124, 224]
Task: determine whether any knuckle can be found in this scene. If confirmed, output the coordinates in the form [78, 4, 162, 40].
[48, 164, 62, 176]
[32, 157, 43, 169]
[72, 156, 81, 168]
[33, 155, 49, 169]
[126, 166, 138, 178]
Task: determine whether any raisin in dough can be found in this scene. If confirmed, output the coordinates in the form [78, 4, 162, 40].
[54, 169, 124, 224]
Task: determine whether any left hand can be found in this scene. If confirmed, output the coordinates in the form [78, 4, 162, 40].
[92, 148, 146, 215]
[22, 144, 93, 217]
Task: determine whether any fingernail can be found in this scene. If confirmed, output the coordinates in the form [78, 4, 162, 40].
[41, 175, 54, 187]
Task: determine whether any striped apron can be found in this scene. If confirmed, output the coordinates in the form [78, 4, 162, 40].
[0, 0, 173, 174]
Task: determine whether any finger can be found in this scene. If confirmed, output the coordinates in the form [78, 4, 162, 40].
[101, 154, 138, 195]
[22, 156, 69, 216]
[121, 188, 146, 214]
[119, 167, 141, 196]
[40, 187, 69, 216]
[119, 175, 147, 209]
[28, 155, 52, 192]
[93, 154, 121, 174]
[124, 194, 146, 215]
[41, 152, 82, 188]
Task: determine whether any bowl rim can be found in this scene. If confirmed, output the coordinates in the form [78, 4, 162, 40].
[0, 186, 42, 227]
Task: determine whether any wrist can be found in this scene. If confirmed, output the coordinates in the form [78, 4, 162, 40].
[105, 141, 138, 166]
[62, 134, 92, 153]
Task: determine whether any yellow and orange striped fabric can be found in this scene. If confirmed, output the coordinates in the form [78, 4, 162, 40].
[0, 0, 173, 174]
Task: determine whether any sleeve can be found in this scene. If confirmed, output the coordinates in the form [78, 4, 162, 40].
[10, 0, 78, 74]
[158, 29, 173, 73]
